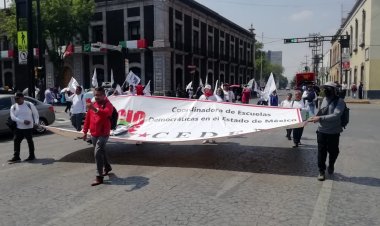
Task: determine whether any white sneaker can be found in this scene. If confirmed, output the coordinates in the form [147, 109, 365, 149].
[202, 140, 209, 144]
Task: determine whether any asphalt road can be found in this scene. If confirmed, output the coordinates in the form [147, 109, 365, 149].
[0, 99, 379, 226]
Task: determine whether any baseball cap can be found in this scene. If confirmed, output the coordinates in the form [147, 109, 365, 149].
[322, 81, 337, 88]
[204, 84, 212, 89]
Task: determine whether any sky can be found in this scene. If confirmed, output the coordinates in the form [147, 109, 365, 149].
[1, 0, 357, 80]
[195, 0, 356, 79]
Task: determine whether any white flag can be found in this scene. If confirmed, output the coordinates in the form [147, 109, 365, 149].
[143, 80, 151, 96]
[92, 68, 98, 88]
[110, 69, 114, 86]
[126, 71, 141, 86]
[262, 73, 277, 101]
[213, 80, 218, 95]
[199, 76, 204, 88]
[205, 74, 208, 86]
[247, 79, 254, 89]
[67, 77, 80, 93]
[186, 81, 192, 91]
[115, 84, 122, 95]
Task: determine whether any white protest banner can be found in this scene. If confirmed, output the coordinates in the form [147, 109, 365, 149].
[67, 77, 80, 93]
[126, 71, 141, 86]
[46, 96, 304, 143]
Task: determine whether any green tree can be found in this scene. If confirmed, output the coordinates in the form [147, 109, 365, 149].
[0, 0, 95, 85]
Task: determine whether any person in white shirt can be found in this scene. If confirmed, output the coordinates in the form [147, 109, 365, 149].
[222, 84, 235, 102]
[292, 90, 307, 148]
[199, 85, 217, 144]
[280, 93, 293, 140]
[68, 86, 86, 131]
[8, 92, 39, 163]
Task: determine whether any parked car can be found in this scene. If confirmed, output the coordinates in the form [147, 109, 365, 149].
[0, 94, 56, 134]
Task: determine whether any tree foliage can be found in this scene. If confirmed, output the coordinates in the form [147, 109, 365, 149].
[255, 41, 288, 89]
[0, 0, 95, 83]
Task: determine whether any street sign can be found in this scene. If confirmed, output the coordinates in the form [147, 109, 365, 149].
[17, 31, 28, 65]
[18, 51, 27, 64]
[17, 31, 28, 51]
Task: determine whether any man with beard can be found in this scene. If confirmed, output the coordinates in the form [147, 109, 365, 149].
[309, 82, 345, 181]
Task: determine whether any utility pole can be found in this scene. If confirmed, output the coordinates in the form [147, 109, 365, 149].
[26, 0, 34, 97]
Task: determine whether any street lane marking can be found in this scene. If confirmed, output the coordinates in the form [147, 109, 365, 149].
[309, 180, 333, 226]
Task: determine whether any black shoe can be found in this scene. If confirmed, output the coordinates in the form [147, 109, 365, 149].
[292, 143, 299, 148]
[286, 135, 291, 140]
[24, 156, 36, 161]
[91, 176, 104, 186]
[103, 167, 112, 176]
[87, 139, 92, 144]
[8, 157, 21, 163]
[318, 171, 326, 181]
[327, 166, 334, 174]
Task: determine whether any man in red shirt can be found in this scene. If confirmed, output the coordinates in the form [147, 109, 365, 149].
[241, 85, 251, 104]
[83, 87, 114, 186]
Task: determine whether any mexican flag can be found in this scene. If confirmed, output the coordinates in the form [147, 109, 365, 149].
[0, 50, 14, 59]
[119, 39, 147, 49]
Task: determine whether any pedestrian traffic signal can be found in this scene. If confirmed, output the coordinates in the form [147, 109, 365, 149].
[284, 38, 298, 44]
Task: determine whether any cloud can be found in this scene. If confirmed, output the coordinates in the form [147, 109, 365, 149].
[290, 10, 314, 21]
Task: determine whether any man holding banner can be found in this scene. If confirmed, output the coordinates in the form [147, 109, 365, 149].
[83, 87, 114, 186]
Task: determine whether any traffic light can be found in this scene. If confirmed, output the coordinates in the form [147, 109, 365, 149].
[284, 38, 298, 44]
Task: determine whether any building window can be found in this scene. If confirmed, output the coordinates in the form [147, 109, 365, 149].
[175, 10, 182, 20]
[175, 24, 183, 49]
[193, 19, 199, 27]
[128, 21, 140, 40]
[4, 61, 12, 69]
[230, 44, 234, 58]
[193, 30, 199, 51]
[220, 31, 225, 38]
[208, 25, 213, 33]
[354, 19, 358, 50]
[92, 25, 103, 42]
[350, 26, 353, 54]
[127, 7, 140, 17]
[220, 40, 224, 55]
[361, 10, 366, 47]
[92, 12, 102, 21]
[208, 36, 213, 53]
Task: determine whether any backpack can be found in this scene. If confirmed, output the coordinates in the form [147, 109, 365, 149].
[334, 98, 350, 129]
[101, 102, 118, 130]
[110, 106, 118, 130]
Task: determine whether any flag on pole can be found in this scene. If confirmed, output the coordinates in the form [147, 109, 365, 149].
[67, 77, 80, 93]
[110, 69, 115, 86]
[143, 80, 151, 96]
[213, 80, 218, 95]
[92, 68, 98, 88]
[126, 71, 141, 86]
[186, 81, 192, 91]
[199, 76, 204, 88]
[205, 74, 208, 86]
[115, 84, 122, 95]
[262, 73, 277, 101]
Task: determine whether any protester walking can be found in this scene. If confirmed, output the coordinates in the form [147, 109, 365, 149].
[241, 85, 251, 104]
[44, 88, 55, 105]
[8, 92, 39, 163]
[83, 87, 114, 186]
[341, 81, 348, 98]
[351, 83, 357, 98]
[64, 90, 73, 113]
[358, 81, 364, 99]
[309, 82, 345, 181]
[302, 86, 317, 116]
[68, 86, 86, 132]
[291, 90, 306, 148]
[280, 93, 293, 140]
[269, 90, 279, 106]
[222, 84, 235, 102]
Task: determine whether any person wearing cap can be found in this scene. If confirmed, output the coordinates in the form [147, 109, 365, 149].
[8, 92, 39, 163]
[309, 81, 346, 181]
